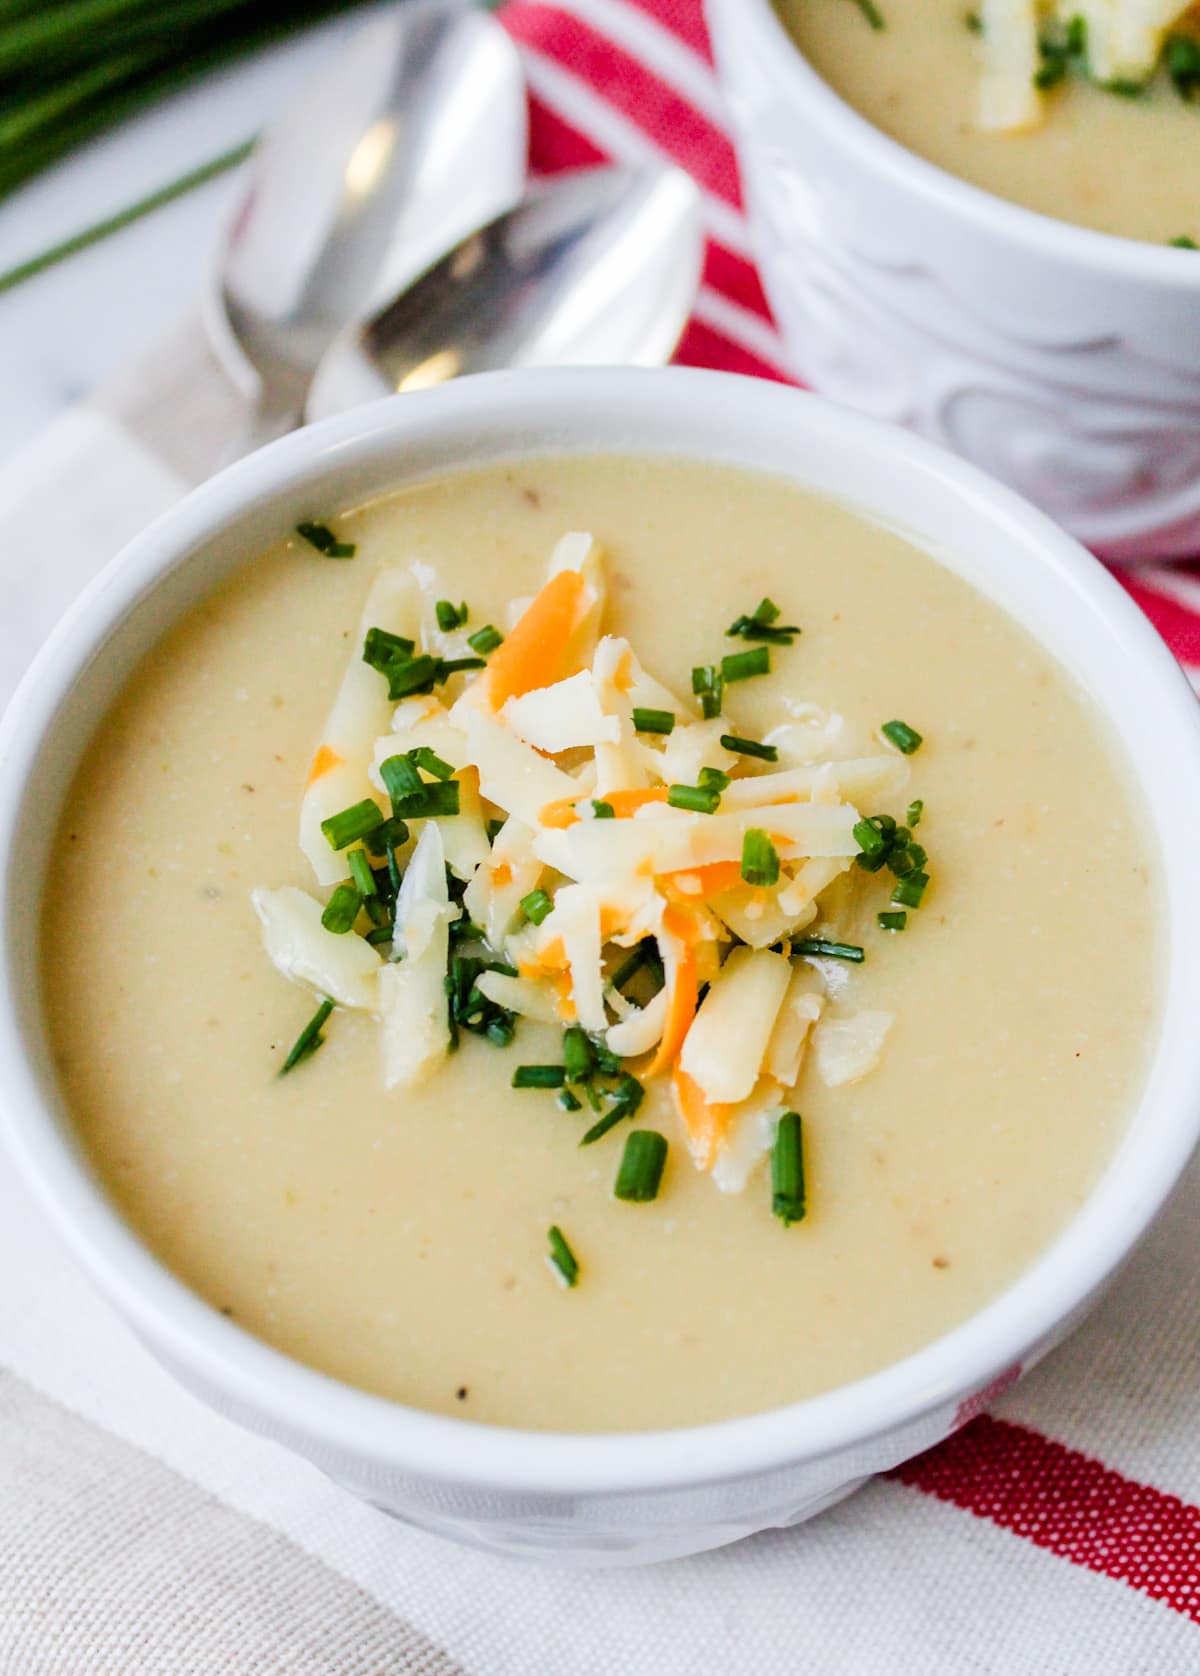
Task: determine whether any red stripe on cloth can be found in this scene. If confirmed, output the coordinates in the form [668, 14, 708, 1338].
[527, 92, 610, 173]
[890, 1416, 1200, 1623]
[1118, 575, 1200, 669]
[674, 318, 796, 384]
[503, 2, 744, 206]
[703, 243, 773, 324]
[618, 0, 715, 61]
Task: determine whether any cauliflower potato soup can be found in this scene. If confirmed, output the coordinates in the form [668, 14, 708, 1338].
[776, 1, 1200, 244]
[43, 456, 1158, 1432]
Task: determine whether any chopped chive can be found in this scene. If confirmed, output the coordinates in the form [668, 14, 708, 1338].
[887, 847, 915, 879]
[296, 521, 355, 559]
[853, 817, 889, 863]
[362, 626, 416, 674]
[881, 719, 923, 754]
[891, 870, 929, 909]
[613, 1129, 668, 1203]
[633, 707, 675, 735]
[321, 882, 362, 934]
[512, 1064, 566, 1089]
[667, 783, 721, 815]
[964, 8, 981, 31]
[906, 799, 924, 829]
[557, 1088, 583, 1112]
[607, 940, 659, 994]
[390, 781, 461, 821]
[698, 767, 731, 794]
[848, 0, 885, 30]
[486, 818, 505, 843]
[486, 1015, 516, 1048]
[365, 924, 394, 946]
[467, 624, 503, 655]
[407, 746, 454, 781]
[906, 842, 927, 870]
[279, 998, 335, 1076]
[721, 646, 770, 683]
[387, 655, 440, 700]
[726, 598, 801, 644]
[691, 664, 723, 719]
[1170, 235, 1199, 249]
[1166, 33, 1200, 101]
[721, 733, 778, 762]
[593, 1041, 626, 1076]
[563, 1025, 594, 1083]
[547, 1225, 579, 1288]
[591, 800, 615, 820]
[741, 829, 780, 889]
[771, 1112, 806, 1226]
[580, 1072, 644, 1145]
[382, 823, 409, 881]
[878, 910, 908, 932]
[380, 754, 424, 806]
[437, 656, 487, 679]
[436, 599, 468, 632]
[521, 888, 554, 926]
[348, 849, 376, 897]
[320, 799, 385, 851]
[793, 938, 865, 963]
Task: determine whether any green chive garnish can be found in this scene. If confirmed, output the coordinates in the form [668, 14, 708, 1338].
[741, 829, 780, 889]
[380, 754, 423, 805]
[437, 656, 487, 678]
[906, 799, 924, 828]
[891, 871, 930, 909]
[521, 888, 554, 925]
[721, 733, 778, 762]
[407, 746, 454, 781]
[698, 767, 730, 794]
[348, 849, 376, 897]
[279, 998, 335, 1075]
[591, 800, 615, 820]
[848, 0, 885, 30]
[580, 1073, 644, 1145]
[692, 664, 723, 719]
[721, 646, 770, 684]
[296, 521, 355, 559]
[563, 1025, 594, 1083]
[436, 599, 468, 632]
[558, 1089, 583, 1112]
[633, 707, 675, 735]
[607, 940, 663, 995]
[365, 925, 393, 946]
[793, 938, 865, 963]
[881, 719, 923, 754]
[771, 1112, 806, 1226]
[547, 1225, 579, 1288]
[1170, 235, 1199, 249]
[362, 626, 416, 675]
[512, 1065, 566, 1089]
[321, 883, 362, 934]
[878, 910, 907, 932]
[467, 624, 503, 655]
[726, 598, 801, 645]
[667, 783, 721, 815]
[387, 654, 440, 700]
[486, 818, 505, 844]
[1166, 33, 1200, 101]
[613, 1129, 668, 1203]
[853, 817, 889, 865]
[320, 799, 385, 851]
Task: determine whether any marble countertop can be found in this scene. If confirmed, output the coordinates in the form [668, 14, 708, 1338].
[0, 15, 359, 466]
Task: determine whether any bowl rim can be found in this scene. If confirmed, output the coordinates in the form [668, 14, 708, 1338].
[3, 365, 1199, 1498]
[708, 0, 1200, 286]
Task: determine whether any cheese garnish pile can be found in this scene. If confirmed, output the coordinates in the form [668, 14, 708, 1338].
[976, 1, 1197, 129]
[253, 534, 912, 1193]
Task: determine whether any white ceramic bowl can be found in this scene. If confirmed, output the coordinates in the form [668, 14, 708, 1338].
[2, 369, 1199, 1568]
[705, 0, 1200, 562]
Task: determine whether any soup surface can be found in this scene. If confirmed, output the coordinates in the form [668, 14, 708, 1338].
[775, 0, 1200, 243]
[44, 456, 1158, 1431]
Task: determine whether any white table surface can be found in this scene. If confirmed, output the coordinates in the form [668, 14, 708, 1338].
[0, 16, 362, 466]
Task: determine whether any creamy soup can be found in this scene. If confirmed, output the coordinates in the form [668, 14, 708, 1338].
[776, 0, 1200, 244]
[43, 457, 1158, 1432]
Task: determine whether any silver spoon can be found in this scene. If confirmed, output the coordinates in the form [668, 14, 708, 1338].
[304, 164, 705, 420]
[205, 0, 528, 447]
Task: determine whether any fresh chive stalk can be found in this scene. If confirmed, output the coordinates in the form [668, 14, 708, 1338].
[881, 719, 923, 755]
[741, 828, 781, 888]
[793, 938, 865, 963]
[407, 746, 454, 781]
[557, 1088, 583, 1112]
[435, 599, 468, 631]
[878, 910, 907, 932]
[632, 707, 675, 735]
[547, 1225, 579, 1288]
[521, 888, 554, 925]
[667, 782, 722, 814]
[279, 997, 335, 1076]
[721, 733, 778, 762]
[380, 754, 423, 804]
[321, 799, 384, 851]
[771, 1112, 806, 1226]
[321, 882, 362, 934]
[347, 848, 376, 897]
[513, 1065, 567, 1089]
[692, 664, 723, 719]
[591, 800, 615, 819]
[721, 646, 770, 684]
[891, 871, 930, 909]
[613, 1129, 668, 1203]
[906, 799, 924, 828]
[726, 598, 801, 645]
[580, 1073, 644, 1145]
[296, 520, 355, 558]
[362, 626, 415, 674]
[563, 1026, 594, 1083]
[848, 0, 885, 30]
[467, 624, 503, 655]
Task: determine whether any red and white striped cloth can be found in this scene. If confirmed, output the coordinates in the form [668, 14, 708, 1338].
[1, 5, 1198, 1670]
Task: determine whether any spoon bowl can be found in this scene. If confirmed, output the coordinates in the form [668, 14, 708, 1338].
[304, 165, 705, 420]
[207, 0, 528, 439]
